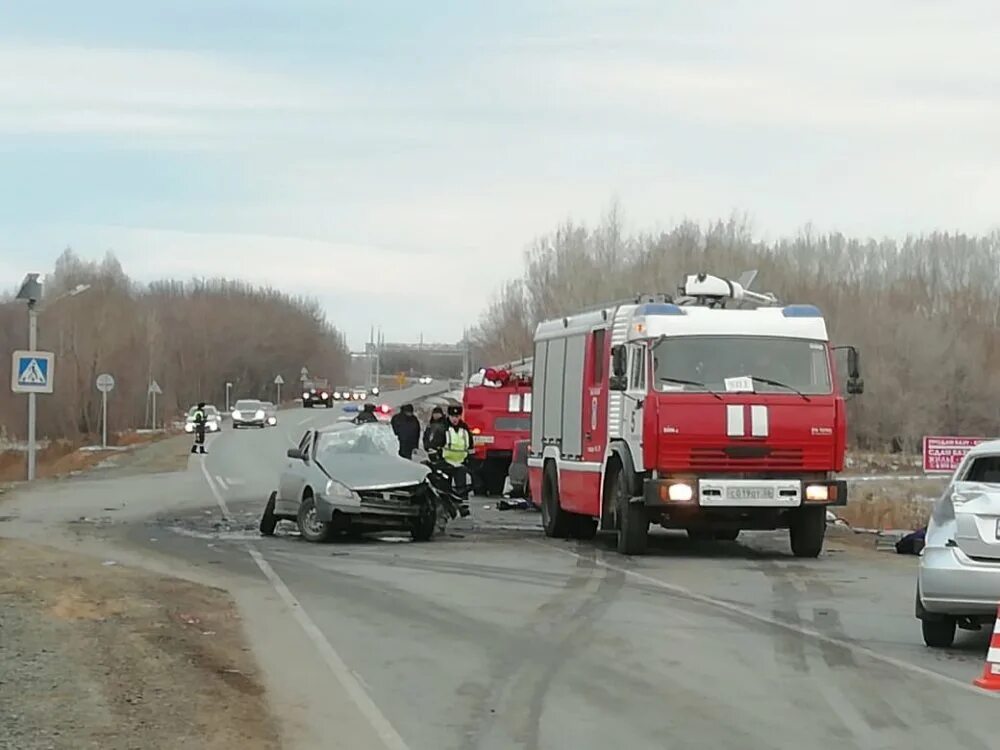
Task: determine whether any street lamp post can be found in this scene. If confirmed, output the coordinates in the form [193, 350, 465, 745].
[225, 382, 233, 412]
[16, 277, 91, 481]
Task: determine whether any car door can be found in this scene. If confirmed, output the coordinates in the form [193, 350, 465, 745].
[623, 343, 647, 470]
[279, 431, 312, 503]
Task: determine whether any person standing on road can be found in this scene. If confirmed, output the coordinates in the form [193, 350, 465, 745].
[391, 404, 421, 460]
[440, 404, 474, 497]
[190, 402, 208, 455]
[423, 406, 446, 459]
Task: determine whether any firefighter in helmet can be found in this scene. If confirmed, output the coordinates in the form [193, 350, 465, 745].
[190, 402, 208, 455]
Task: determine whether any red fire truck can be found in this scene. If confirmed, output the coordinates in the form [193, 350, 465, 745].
[462, 362, 533, 496]
[527, 273, 863, 557]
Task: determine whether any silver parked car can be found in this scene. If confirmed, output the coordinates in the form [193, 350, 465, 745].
[258, 422, 438, 542]
[232, 399, 266, 429]
[917, 440, 1000, 647]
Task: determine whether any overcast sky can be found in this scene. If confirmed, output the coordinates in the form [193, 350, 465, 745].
[1, 1, 997, 347]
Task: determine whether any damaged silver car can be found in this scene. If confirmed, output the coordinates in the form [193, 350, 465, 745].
[917, 440, 1000, 647]
[259, 422, 441, 542]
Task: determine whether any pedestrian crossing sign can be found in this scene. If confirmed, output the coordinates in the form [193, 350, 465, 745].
[11, 350, 54, 394]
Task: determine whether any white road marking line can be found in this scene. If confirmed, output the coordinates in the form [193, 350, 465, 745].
[535, 542, 999, 700]
[246, 546, 411, 750]
[297, 415, 314, 425]
[215, 476, 229, 490]
[199, 459, 231, 518]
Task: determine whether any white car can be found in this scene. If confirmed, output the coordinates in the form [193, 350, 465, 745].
[917, 440, 1000, 647]
[184, 405, 222, 433]
[418, 376, 433, 385]
[232, 399, 267, 429]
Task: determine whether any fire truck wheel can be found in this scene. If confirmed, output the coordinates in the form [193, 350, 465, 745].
[789, 506, 826, 558]
[714, 529, 740, 542]
[608, 465, 647, 555]
[541, 464, 572, 538]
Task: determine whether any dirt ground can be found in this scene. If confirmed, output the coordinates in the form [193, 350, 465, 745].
[0, 538, 280, 750]
[0, 432, 192, 485]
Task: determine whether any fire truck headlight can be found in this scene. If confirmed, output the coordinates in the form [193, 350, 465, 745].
[667, 482, 694, 502]
[805, 484, 830, 502]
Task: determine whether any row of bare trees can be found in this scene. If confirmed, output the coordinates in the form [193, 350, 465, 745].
[0, 250, 350, 441]
[472, 210, 1000, 450]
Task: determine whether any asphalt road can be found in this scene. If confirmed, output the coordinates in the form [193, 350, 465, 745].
[4, 383, 1000, 750]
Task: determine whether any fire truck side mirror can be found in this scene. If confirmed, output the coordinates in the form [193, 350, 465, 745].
[611, 345, 627, 378]
[847, 347, 861, 380]
[847, 378, 865, 395]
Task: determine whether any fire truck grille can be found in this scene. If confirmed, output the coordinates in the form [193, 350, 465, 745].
[687, 446, 805, 471]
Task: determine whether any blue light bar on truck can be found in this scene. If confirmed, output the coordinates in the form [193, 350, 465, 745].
[781, 305, 822, 318]
[635, 303, 685, 316]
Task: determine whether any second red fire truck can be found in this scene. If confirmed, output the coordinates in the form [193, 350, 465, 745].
[527, 273, 863, 557]
[462, 363, 533, 496]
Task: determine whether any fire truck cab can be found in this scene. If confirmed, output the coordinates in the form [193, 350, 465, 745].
[527, 273, 863, 557]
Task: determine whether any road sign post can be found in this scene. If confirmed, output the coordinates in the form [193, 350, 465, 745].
[148, 380, 162, 430]
[12, 343, 55, 481]
[274, 374, 285, 405]
[225, 381, 233, 412]
[96, 373, 115, 449]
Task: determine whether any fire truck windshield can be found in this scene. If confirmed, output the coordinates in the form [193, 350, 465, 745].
[652, 336, 832, 395]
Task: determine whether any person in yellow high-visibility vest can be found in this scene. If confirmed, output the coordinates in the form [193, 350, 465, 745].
[439, 404, 474, 498]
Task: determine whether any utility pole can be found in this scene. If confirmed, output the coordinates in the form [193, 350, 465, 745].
[27, 300, 38, 480]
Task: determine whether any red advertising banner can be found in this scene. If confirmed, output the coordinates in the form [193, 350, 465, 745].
[922, 436, 991, 473]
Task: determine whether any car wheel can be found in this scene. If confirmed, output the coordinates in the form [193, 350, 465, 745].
[297, 495, 333, 543]
[789, 506, 826, 558]
[540, 463, 571, 538]
[714, 529, 740, 542]
[411, 502, 437, 542]
[921, 616, 957, 648]
[608, 463, 647, 555]
[259, 492, 278, 536]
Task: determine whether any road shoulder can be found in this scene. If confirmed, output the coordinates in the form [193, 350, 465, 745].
[0, 537, 280, 750]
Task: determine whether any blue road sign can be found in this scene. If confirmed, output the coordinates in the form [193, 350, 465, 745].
[11, 350, 55, 394]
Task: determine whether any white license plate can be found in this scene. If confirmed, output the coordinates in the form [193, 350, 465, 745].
[474, 435, 495, 445]
[726, 486, 775, 502]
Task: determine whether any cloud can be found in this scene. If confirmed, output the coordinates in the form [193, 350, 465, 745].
[0, 44, 342, 137]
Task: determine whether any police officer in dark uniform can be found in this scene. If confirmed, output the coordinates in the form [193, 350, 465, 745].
[390, 404, 421, 460]
[191, 402, 208, 455]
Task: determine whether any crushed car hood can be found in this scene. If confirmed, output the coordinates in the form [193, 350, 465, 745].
[319, 454, 429, 491]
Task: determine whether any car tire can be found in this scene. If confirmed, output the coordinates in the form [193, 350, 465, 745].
[921, 616, 957, 648]
[540, 463, 571, 538]
[608, 463, 647, 555]
[297, 495, 333, 543]
[260, 492, 278, 536]
[411, 502, 437, 542]
[789, 506, 826, 558]
[714, 529, 740, 542]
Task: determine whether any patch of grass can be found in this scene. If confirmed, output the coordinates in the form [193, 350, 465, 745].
[836, 478, 945, 530]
